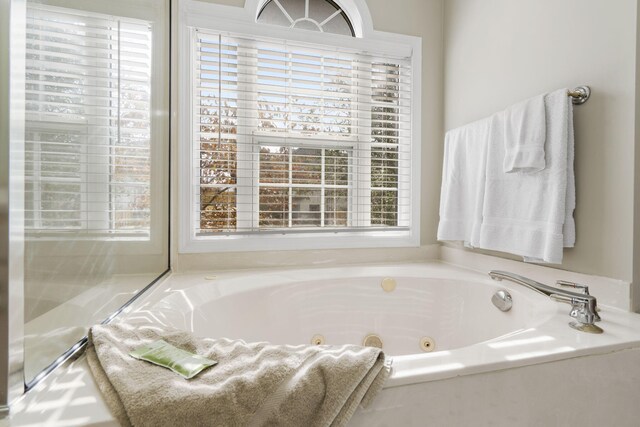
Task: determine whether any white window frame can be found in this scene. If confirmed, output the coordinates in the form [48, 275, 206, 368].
[179, 0, 421, 253]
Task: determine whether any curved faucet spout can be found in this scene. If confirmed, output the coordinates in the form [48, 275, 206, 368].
[488, 270, 601, 329]
[489, 270, 568, 298]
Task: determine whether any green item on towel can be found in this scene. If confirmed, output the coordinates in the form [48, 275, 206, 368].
[129, 339, 217, 379]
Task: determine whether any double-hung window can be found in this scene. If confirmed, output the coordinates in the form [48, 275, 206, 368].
[181, 1, 420, 252]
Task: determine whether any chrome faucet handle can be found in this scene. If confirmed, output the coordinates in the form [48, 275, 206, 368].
[556, 280, 601, 316]
[556, 280, 590, 295]
[551, 293, 602, 325]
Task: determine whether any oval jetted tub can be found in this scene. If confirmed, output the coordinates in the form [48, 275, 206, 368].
[133, 265, 558, 359]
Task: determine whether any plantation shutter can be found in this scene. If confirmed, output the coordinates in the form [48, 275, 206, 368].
[193, 30, 412, 235]
[25, 3, 153, 237]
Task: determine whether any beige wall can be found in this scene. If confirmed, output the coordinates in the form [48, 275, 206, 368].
[173, 0, 444, 271]
[444, 0, 638, 282]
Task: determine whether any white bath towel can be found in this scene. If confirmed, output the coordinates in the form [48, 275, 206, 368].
[563, 100, 576, 248]
[502, 94, 547, 173]
[479, 89, 575, 263]
[437, 117, 491, 247]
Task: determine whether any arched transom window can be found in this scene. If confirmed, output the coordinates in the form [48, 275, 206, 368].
[257, 0, 355, 36]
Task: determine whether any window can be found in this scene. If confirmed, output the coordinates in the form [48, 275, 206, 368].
[257, 0, 355, 36]
[258, 145, 350, 228]
[25, 3, 153, 238]
[180, 0, 420, 251]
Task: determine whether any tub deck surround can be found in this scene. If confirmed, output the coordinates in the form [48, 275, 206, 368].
[5, 261, 640, 426]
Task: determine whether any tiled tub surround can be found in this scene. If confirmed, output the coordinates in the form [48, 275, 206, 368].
[6, 260, 640, 426]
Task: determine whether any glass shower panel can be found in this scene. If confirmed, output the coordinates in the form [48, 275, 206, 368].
[22, 0, 169, 382]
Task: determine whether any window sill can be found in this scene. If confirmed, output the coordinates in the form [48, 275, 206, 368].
[179, 229, 419, 253]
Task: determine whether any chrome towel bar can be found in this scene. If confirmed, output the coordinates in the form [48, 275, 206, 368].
[568, 86, 590, 105]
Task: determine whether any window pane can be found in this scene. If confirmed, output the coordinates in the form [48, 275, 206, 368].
[371, 189, 398, 226]
[41, 181, 82, 228]
[201, 142, 237, 185]
[291, 188, 321, 227]
[324, 149, 349, 185]
[275, 0, 306, 20]
[325, 188, 348, 226]
[309, 0, 341, 23]
[258, 48, 354, 138]
[260, 187, 289, 228]
[260, 146, 289, 184]
[112, 182, 149, 231]
[292, 147, 321, 185]
[372, 105, 400, 144]
[257, 2, 292, 28]
[371, 147, 399, 189]
[372, 62, 401, 145]
[320, 11, 353, 36]
[200, 187, 237, 232]
[39, 144, 81, 176]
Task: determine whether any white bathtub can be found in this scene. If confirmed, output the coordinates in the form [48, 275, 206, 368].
[135, 266, 558, 352]
[8, 260, 640, 426]
[126, 262, 640, 387]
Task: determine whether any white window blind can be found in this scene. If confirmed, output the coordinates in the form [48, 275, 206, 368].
[25, 3, 153, 238]
[193, 30, 412, 235]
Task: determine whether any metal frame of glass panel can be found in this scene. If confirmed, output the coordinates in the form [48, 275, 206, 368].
[1, 0, 26, 415]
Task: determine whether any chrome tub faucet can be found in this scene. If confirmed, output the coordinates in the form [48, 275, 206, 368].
[489, 270, 603, 334]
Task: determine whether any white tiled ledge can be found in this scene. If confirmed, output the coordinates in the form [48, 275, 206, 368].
[175, 244, 441, 272]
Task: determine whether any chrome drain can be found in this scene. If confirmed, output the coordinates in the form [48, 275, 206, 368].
[420, 336, 435, 352]
[311, 334, 325, 345]
[363, 334, 383, 348]
[491, 290, 513, 312]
